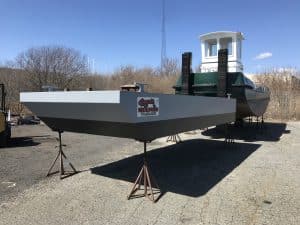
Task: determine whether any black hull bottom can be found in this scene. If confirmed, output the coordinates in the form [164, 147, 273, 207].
[236, 98, 270, 119]
[233, 87, 270, 119]
[41, 112, 235, 142]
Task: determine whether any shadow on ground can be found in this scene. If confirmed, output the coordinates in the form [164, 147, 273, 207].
[91, 139, 260, 197]
[202, 122, 288, 142]
[6, 135, 51, 148]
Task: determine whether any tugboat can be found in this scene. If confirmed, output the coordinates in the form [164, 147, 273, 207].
[174, 31, 270, 121]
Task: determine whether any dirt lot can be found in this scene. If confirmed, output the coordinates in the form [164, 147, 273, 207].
[0, 121, 299, 225]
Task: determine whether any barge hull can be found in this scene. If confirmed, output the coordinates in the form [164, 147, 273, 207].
[21, 91, 236, 141]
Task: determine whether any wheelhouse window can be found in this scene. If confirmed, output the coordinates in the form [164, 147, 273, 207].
[205, 39, 217, 57]
[237, 39, 241, 59]
[220, 37, 233, 55]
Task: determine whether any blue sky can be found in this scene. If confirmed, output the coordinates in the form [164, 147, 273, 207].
[0, 0, 299, 73]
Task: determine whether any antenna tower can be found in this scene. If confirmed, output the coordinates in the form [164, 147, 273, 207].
[161, 0, 166, 72]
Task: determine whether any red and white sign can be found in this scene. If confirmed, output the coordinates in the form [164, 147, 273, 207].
[137, 97, 159, 117]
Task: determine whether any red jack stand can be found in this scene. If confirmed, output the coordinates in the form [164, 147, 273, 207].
[46, 131, 77, 179]
[127, 142, 160, 202]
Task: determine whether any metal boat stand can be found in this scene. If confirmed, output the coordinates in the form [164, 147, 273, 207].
[255, 115, 265, 131]
[248, 116, 253, 124]
[166, 134, 181, 143]
[46, 130, 77, 179]
[224, 123, 234, 143]
[127, 141, 160, 202]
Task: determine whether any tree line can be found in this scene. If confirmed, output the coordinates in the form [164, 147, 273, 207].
[0, 45, 180, 115]
[0, 45, 299, 120]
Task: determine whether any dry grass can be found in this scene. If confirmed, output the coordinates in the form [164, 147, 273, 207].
[1, 65, 299, 121]
[77, 65, 179, 94]
[0, 64, 180, 115]
[254, 69, 300, 121]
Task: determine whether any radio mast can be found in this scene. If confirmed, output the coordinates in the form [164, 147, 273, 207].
[161, 0, 166, 72]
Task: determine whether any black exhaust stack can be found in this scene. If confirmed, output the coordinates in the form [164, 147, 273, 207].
[181, 52, 194, 95]
[217, 49, 228, 97]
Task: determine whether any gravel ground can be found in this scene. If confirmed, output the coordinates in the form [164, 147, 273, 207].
[0, 121, 299, 225]
[0, 124, 135, 204]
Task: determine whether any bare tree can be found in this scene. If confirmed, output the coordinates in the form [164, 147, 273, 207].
[16, 46, 88, 91]
[160, 58, 180, 77]
[0, 67, 26, 111]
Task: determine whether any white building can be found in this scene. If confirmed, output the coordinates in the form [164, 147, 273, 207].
[199, 31, 244, 73]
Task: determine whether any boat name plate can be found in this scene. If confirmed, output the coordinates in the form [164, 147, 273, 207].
[137, 97, 159, 117]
